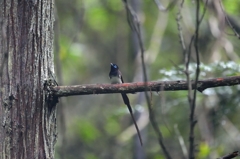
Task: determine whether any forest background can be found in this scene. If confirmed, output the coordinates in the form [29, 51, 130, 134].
[53, 0, 240, 159]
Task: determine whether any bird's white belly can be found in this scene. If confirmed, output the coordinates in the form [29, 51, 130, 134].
[110, 76, 122, 84]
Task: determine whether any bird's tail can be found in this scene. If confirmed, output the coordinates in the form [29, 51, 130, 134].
[121, 93, 143, 146]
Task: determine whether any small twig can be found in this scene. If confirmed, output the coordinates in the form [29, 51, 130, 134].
[198, 0, 208, 25]
[219, 0, 240, 39]
[176, 0, 186, 51]
[148, 90, 171, 159]
[217, 151, 239, 159]
[122, 1, 171, 158]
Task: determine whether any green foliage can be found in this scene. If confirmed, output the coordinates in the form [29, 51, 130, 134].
[86, 8, 110, 32]
[222, 0, 240, 14]
[106, 0, 123, 11]
[55, 0, 240, 158]
[73, 119, 100, 144]
[153, 154, 165, 159]
[104, 115, 121, 135]
[197, 142, 210, 158]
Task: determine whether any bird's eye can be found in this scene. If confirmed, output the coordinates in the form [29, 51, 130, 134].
[114, 65, 117, 68]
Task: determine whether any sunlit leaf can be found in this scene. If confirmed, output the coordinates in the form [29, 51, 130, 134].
[197, 142, 210, 158]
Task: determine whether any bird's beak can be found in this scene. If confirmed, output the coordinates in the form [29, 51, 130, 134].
[110, 63, 113, 66]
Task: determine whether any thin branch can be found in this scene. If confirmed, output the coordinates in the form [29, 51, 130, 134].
[198, 0, 208, 25]
[176, 0, 186, 51]
[148, 90, 171, 159]
[183, 13, 194, 159]
[189, 0, 201, 158]
[122, 1, 172, 157]
[50, 76, 240, 97]
[122, 0, 148, 85]
[219, 0, 240, 39]
[217, 151, 239, 159]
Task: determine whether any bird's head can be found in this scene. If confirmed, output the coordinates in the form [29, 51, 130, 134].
[110, 63, 119, 71]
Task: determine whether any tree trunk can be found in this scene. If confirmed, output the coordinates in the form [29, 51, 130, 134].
[0, 0, 57, 159]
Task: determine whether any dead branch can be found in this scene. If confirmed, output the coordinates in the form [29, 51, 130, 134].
[50, 76, 240, 97]
[217, 151, 239, 159]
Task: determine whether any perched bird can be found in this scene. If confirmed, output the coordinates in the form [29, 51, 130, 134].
[109, 63, 143, 146]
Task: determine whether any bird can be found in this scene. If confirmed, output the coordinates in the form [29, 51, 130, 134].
[109, 63, 143, 146]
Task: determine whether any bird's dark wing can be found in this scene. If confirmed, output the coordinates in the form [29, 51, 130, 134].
[120, 75, 124, 83]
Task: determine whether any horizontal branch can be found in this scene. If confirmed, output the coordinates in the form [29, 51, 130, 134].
[51, 76, 240, 97]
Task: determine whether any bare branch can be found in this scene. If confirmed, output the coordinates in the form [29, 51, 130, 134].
[189, 0, 201, 158]
[122, 0, 148, 85]
[219, 0, 240, 39]
[122, 0, 172, 157]
[217, 151, 239, 159]
[50, 76, 240, 97]
[176, 0, 186, 51]
[198, 0, 208, 25]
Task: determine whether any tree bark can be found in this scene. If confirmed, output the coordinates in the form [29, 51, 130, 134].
[0, 0, 56, 159]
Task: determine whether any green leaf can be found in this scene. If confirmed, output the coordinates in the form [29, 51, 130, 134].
[197, 142, 210, 158]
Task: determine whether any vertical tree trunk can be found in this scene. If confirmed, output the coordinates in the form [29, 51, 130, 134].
[0, 0, 56, 159]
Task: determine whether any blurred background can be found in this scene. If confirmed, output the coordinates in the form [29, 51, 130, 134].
[54, 0, 240, 158]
